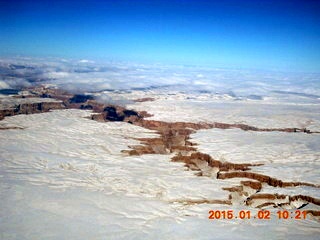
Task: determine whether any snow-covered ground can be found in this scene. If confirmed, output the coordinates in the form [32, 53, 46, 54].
[0, 109, 319, 239]
[191, 128, 320, 199]
[0, 58, 319, 239]
[124, 90, 320, 131]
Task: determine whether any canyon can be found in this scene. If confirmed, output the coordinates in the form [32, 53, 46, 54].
[1, 86, 319, 218]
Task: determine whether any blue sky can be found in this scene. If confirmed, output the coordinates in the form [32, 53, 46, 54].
[1, 0, 320, 72]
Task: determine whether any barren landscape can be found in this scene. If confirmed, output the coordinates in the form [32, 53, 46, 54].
[0, 58, 319, 239]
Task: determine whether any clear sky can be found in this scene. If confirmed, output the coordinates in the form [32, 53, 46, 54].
[1, 0, 320, 72]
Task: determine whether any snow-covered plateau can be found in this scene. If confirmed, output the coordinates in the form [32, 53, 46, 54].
[0, 59, 319, 239]
[0, 97, 319, 239]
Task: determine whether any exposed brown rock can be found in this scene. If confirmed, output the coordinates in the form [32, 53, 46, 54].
[0, 101, 66, 120]
[222, 186, 244, 193]
[123, 122, 197, 155]
[138, 111, 153, 118]
[290, 195, 320, 206]
[305, 210, 320, 217]
[255, 202, 277, 208]
[170, 199, 232, 206]
[88, 106, 143, 123]
[0, 126, 24, 130]
[2, 86, 319, 211]
[14, 86, 317, 134]
[246, 193, 320, 207]
[171, 152, 262, 172]
[122, 112, 319, 210]
[133, 97, 155, 102]
[247, 193, 287, 201]
[217, 172, 318, 188]
[240, 181, 262, 190]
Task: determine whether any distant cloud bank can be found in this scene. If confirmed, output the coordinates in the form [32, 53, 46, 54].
[0, 57, 319, 99]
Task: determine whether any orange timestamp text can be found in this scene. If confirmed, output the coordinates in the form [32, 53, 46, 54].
[208, 210, 307, 220]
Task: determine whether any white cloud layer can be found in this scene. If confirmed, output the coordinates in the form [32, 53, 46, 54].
[0, 57, 319, 101]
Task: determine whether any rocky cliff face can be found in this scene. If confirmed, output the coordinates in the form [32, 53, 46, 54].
[120, 112, 319, 214]
[1, 86, 319, 216]
[0, 101, 65, 120]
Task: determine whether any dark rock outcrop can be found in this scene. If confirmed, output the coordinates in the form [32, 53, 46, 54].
[0, 101, 66, 120]
[69, 94, 94, 103]
[133, 97, 155, 102]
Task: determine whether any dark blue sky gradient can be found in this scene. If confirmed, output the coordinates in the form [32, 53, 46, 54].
[1, 0, 320, 71]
